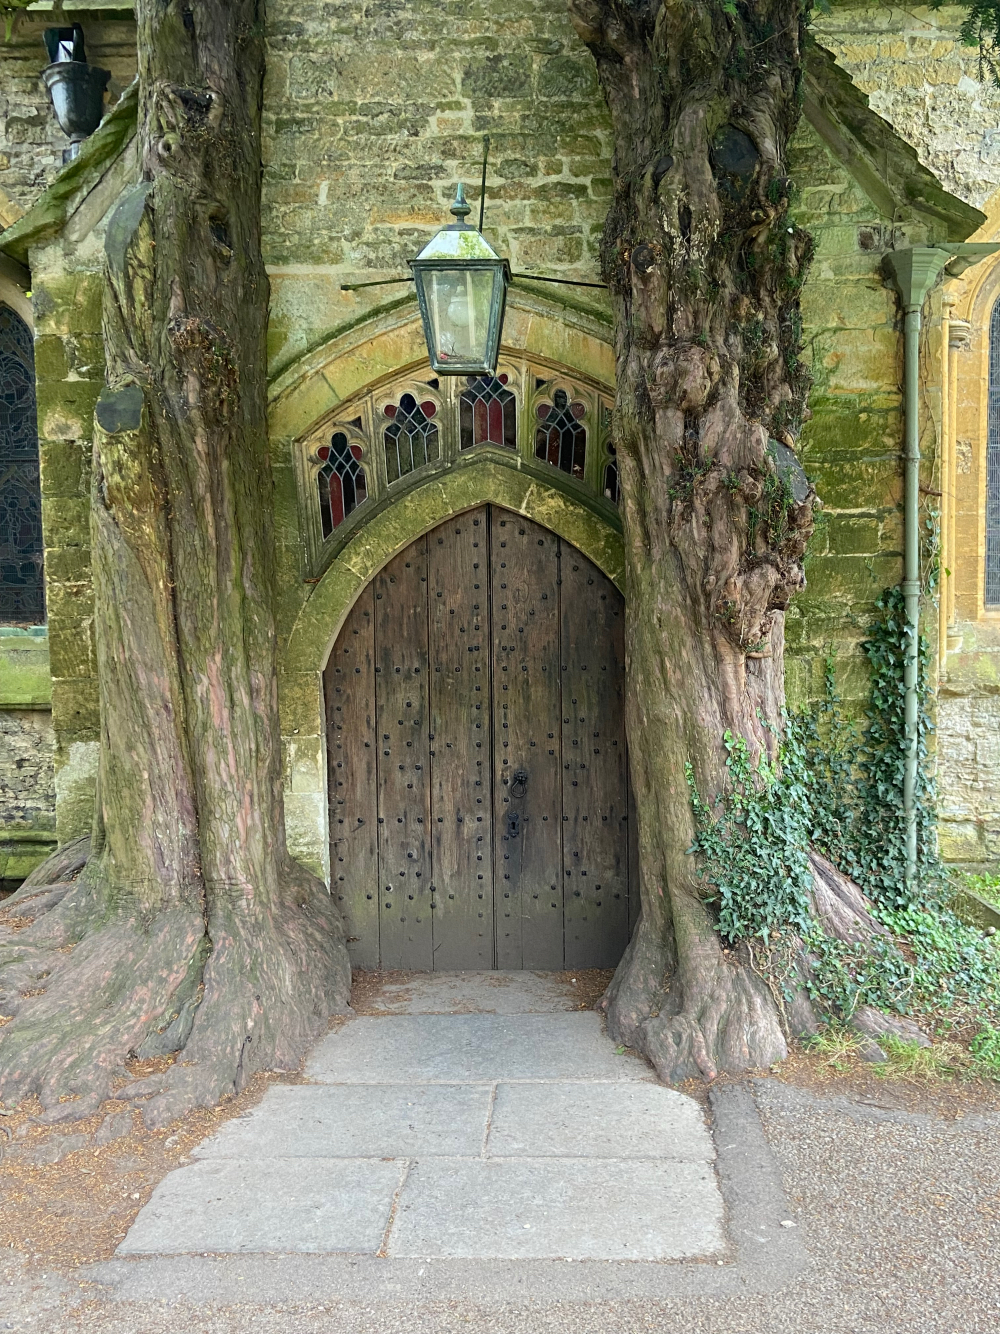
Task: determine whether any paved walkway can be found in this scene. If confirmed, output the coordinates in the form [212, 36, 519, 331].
[120, 973, 724, 1261]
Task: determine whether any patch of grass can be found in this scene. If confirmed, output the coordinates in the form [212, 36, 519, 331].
[873, 1035, 965, 1082]
[802, 1024, 1000, 1084]
[970, 1023, 1000, 1081]
[803, 1024, 862, 1070]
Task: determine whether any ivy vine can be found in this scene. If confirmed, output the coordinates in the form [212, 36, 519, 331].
[689, 586, 1000, 1027]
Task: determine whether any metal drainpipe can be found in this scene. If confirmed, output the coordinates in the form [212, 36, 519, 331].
[901, 296, 922, 887]
[884, 249, 950, 893]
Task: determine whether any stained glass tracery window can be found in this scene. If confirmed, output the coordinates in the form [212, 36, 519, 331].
[0, 305, 44, 623]
[305, 366, 618, 562]
[535, 388, 587, 479]
[384, 393, 439, 484]
[317, 432, 367, 538]
[460, 374, 516, 450]
[603, 444, 619, 506]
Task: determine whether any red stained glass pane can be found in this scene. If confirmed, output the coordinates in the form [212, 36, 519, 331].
[534, 389, 587, 479]
[317, 431, 368, 538]
[459, 374, 516, 451]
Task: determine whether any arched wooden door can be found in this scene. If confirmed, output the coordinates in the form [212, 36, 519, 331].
[324, 505, 636, 970]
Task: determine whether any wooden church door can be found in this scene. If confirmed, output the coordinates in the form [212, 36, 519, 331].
[324, 505, 636, 971]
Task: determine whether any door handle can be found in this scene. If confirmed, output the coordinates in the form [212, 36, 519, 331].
[510, 768, 528, 799]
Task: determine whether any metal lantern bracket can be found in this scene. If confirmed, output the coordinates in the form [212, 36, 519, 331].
[339, 273, 608, 293]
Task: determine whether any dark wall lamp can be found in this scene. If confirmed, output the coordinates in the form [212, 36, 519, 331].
[42, 25, 110, 163]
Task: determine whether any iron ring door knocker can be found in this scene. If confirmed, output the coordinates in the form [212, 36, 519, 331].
[506, 768, 529, 838]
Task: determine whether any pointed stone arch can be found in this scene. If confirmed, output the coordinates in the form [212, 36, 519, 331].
[274, 292, 621, 880]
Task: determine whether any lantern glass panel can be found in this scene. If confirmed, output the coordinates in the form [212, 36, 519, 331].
[423, 267, 499, 369]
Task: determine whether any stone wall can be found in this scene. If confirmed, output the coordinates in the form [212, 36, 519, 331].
[262, 0, 611, 378]
[0, 7, 136, 218]
[814, 6, 1000, 868]
[813, 3, 1000, 210]
[0, 709, 56, 886]
[27, 233, 107, 844]
[937, 631, 1000, 867]
[785, 117, 912, 710]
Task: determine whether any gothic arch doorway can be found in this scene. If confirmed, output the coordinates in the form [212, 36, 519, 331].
[323, 504, 637, 971]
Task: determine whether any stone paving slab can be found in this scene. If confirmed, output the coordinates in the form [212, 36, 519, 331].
[119, 1159, 404, 1255]
[388, 1158, 725, 1260]
[194, 1084, 492, 1160]
[306, 1013, 654, 1085]
[487, 1081, 715, 1161]
[360, 971, 583, 1014]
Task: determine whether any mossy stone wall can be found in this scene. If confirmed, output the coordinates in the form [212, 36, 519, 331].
[9, 2, 960, 873]
[786, 118, 914, 712]
[813, 3, 1000, 211]
[27, 244, 106, 844]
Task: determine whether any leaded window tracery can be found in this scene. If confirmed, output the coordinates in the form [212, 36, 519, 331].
[297, 358, 616, 574]
[0, 304, 44, 624]
[384, 393, 439, 483]
[460, 373, 516, 450]
[318, 431, 368, 537]
[534, 388, 587, 479]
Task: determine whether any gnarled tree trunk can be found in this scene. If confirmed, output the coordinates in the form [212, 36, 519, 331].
[0, 0, 350, 1127]
[570, 0, 817, 1080]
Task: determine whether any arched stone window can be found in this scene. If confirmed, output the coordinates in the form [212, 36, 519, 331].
[0, 304, 44, 624]
[987, 298, 1000, 607]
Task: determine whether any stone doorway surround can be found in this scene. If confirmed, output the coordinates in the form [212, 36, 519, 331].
[272, 294, 625, 889]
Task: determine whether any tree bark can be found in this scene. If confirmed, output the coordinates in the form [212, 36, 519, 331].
[0, 0, 350, 1126]
[570, 0, 818, 1080]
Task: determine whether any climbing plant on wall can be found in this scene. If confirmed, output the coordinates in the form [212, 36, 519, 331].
[689, 588, 1000, 1029]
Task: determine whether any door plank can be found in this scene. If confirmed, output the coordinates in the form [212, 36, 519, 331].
[427, 507, 495, 968]
[374, 538, 433, 969]
[560, 549, 630, 968]
[324, 583, 379, 967]
[491, 508, 564, 969]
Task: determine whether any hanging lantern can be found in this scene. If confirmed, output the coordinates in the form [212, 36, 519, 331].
[410, 184, 510, 375]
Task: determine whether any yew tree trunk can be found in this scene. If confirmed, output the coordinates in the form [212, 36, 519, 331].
[571, 0, 816, 1079]
[0, 0, 350, 1126]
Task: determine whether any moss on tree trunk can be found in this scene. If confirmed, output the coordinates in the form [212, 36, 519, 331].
[570, 0, 819, 1079]
[0, 0, 350, 1126]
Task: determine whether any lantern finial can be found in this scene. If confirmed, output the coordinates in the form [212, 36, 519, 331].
[449, 183, 472, 228]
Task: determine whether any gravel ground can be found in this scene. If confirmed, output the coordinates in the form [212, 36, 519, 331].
[0, 1076, 996, 1334]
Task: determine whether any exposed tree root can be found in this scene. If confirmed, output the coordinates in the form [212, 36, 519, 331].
[601, 905, 788, 1084]
[601, 851, 924, 1083]
[0, 847, 351, 1127]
